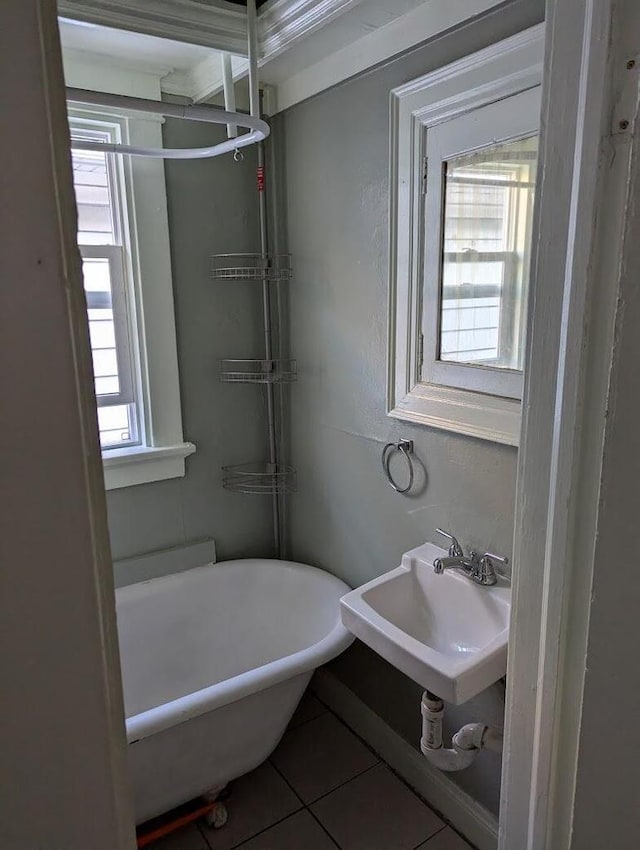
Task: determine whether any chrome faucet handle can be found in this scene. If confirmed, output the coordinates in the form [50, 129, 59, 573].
[435, 528, 464, 558]
[472, 552, 509, 586]
[481, 552, 509, 568]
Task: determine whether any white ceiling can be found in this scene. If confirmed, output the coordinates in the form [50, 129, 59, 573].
[58, 18, 218, 76]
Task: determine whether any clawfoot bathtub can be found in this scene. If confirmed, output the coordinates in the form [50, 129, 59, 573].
[115, 558, 353, 823]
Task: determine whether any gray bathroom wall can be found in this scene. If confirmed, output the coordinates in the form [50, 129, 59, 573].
[107, 118, 275, 574]
[276, 0, 544, 817]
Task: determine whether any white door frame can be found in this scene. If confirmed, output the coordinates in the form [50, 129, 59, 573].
[1, 2, 135, 847]
[500, 0, 640, 847]
[9, 1, 636, 846]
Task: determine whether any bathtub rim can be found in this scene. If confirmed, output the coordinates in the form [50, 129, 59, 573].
[120, 558, 353, 743]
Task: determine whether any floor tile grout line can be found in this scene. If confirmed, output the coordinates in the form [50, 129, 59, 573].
[197, 802, 305, 850]
[270, 721, 383, 807]
[283, 697, 387, 798]
[306, 761, 381, 806]
[197, 820, 216, 850]
[272, 755, 381, 808]
[268, 757, 306, 806]
[196, 821, 214, 850]
[311, 691, 397, 766]
[409, 823, 448, 850]
[268, 754, 344, 849]
[286, 705, 328, 732]
[305, 802, 343, 849]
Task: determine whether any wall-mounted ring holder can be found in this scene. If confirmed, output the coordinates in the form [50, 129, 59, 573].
[381, 439, 415, 494]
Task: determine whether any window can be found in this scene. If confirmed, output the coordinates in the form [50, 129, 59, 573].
[388, 25, 544, 445]
[68, 105, 194, 488]
[71, 124, 140, 448]
[440, 139, 537, 371]
[422, 90, 539, 399]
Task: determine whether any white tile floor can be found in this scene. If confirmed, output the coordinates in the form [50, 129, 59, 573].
[145, 692, 475, 850]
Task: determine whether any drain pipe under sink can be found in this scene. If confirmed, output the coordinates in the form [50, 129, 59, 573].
[420, 692, 503, 772]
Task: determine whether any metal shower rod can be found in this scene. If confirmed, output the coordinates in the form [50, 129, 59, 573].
[66, 88, 270, 159]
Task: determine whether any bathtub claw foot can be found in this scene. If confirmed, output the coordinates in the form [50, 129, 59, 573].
[204, 802, 228, 829]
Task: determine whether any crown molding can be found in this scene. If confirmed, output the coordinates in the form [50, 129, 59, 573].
[57, 1, 248, 53]
[259, 0, 365, 59]
[274, 0, 505, 112]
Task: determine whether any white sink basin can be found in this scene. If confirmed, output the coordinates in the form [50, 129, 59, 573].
[340, 541, 511, 704]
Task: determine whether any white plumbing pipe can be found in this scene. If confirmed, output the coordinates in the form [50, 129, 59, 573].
[221, 53, 238, 139]
[421, 693, 444, 749]
[420, 692, 503, 772]
[454, 723, 504, 754]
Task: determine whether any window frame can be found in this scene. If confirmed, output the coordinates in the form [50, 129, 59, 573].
[71, 119, 139, 449]
[68, 102, 195, 488]
[421, 91, 540, 398]
[387, 24, 544, 446]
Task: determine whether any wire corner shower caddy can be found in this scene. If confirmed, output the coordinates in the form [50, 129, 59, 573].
[222, 462, 296, 496]
[212, 245, 297, 543]
[210, 252, 292, 282]
[218, 358, 297, 384]
[211, 163, 295, 559]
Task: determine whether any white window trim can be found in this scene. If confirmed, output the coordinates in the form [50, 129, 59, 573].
[66, 62, 195, 489]
[101, 444, 195, 490]
[422, 89, 540, 399]
[387, 24, 544, 447]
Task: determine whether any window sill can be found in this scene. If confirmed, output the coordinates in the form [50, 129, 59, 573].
[388, 383, 520, 447]
[102, 442, 196, 490]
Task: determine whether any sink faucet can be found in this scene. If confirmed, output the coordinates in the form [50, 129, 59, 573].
[433, 529, 508, 587]
[435, 528, 464, 559]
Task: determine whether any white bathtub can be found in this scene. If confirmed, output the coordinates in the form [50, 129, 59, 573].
[115, 558, 353, 824]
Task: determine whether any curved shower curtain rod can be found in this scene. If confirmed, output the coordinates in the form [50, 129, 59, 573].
[66, 88, 270, 159]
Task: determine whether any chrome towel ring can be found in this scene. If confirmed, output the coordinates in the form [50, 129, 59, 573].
[381, 439, 415, 494]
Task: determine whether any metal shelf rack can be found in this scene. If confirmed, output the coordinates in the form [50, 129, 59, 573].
[212, 136, 295, 558]
[222, 462, 296, 496]
[210, 252, 292, 282]
[219, 359, 297, 384]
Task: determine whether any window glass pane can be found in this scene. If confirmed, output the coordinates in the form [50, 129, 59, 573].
[439, 135, 538, 371]
[97, 404, 136, 448]
[95, 376, 120, 395]
[88, 317, 116, 350]
[81, 258, 120, 397]
[91, 348, 119, 378]
[71, 140, 116, 245]
[82, 255, 112, 292]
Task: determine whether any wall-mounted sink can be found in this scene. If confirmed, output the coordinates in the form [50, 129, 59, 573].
[340, 541, 511, 704]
